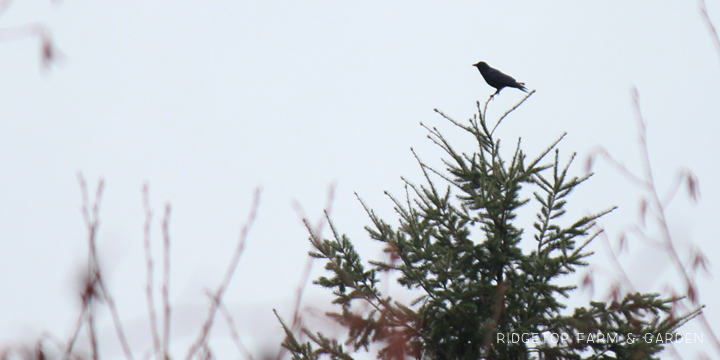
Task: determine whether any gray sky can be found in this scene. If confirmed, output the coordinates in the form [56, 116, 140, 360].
[1, 0, 719, 359]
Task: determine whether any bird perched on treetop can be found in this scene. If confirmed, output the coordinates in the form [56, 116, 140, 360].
[473, 61, 527, 98]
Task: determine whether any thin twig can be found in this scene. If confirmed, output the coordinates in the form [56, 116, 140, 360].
[62, 299, 88, 359]
[185, 187, 262, 360]
[660, 169, 699, 209]
[77, 173, 135, 360]
[699, 0, 720, 63]
[218, 301, 255, 360]
[586, 146, 649, 187]
[0, 0, 63, 69]
[0, 22, 59, 68]
[87, 301, 99, 360]
[598, 231, 637, 294]
[162, 204, 172, 360]
[490, 89, 536, 136]
[626, 225, 664, 249]
[98, 280, 135, 360]
[142, 184, 162, 358]
[40, 332, 84, 360]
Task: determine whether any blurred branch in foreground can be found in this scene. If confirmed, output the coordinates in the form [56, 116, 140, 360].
[0, 0, 63, 69]
[699, 0, 720, 63]
[586, 87, 718, 359]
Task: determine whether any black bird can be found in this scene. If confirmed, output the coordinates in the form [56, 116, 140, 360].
[473, 61, 527, 98]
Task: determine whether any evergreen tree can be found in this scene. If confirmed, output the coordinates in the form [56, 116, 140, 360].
[278, 94, 700, 360]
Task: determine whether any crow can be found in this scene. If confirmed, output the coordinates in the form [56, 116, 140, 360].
[473, 61, 527, 98]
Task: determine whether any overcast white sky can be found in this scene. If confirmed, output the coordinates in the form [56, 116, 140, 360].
[1, 0, 719, 359]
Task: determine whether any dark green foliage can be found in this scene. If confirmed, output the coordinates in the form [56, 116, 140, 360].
[279, 97, 700, 360]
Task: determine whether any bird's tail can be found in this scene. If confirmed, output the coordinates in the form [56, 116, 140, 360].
[517, 82, 528, 92]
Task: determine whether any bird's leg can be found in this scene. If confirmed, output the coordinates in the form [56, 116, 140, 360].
[490, 89, 499, 100]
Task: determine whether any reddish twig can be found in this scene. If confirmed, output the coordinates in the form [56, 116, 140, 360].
[142, 184, 162, 358]
[218, 301, 255, 360]
[62, 293, 89, 360]
[185, 187, 262, 360]
[77, 173, 135, 360]
[87, 301, 99, 360]
[598, 230, 637, 295]
[0, 0, 64, 68]
[162, 204, 172, 360]
[40, 332, 84, 360]
[699, 0, 720, 63]
[0, 22, 60, 68]
[586, 146, 648, 188]
[660, 168, 700, 209]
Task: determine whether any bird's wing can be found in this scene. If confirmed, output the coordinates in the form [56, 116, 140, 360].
[487, 67, 518, 84]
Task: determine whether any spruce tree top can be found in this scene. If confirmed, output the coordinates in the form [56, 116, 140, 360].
[279, 93, 700, 360]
